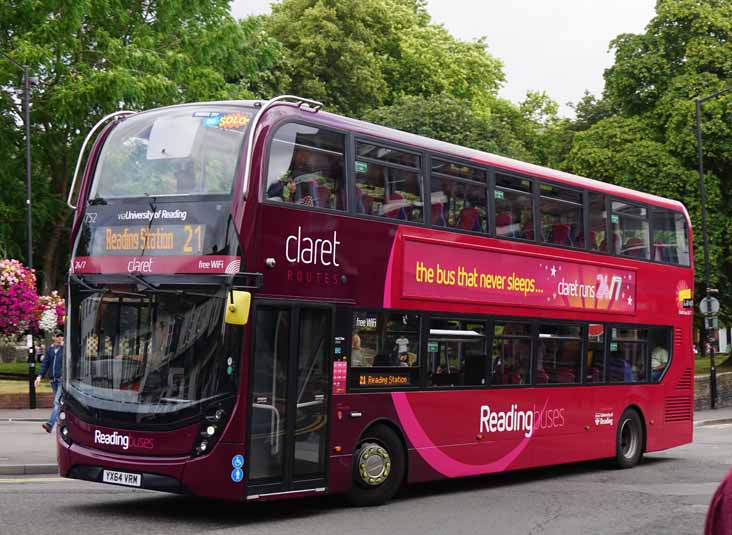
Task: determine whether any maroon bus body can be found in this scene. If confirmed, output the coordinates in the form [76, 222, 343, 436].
[58, 101, 694, 502]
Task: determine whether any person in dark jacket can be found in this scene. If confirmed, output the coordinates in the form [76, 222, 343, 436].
[35, 330, 64, 433]
[706, 470, 732, 535]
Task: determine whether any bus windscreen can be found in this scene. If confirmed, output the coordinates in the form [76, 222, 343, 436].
[89, 106, 253, 200]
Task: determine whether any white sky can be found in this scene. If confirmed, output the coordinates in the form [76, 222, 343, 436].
[230, 0, 656, 117]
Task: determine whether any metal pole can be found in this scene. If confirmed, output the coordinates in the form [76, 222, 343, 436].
[22, 65, 36, 410]
[695, 98, 716, 409]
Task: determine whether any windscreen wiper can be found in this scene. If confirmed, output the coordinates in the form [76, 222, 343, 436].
[126, 273, 224, 300]
[70, 274, 107, 294]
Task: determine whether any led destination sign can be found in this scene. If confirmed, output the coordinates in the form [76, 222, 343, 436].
[91, 224, 205, 256]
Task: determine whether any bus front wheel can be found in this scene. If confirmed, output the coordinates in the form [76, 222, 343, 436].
[347, 424, 405, 506]
[615, 408, 644, 469]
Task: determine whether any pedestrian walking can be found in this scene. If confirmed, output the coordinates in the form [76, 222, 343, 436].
[34, 329, 64, 433]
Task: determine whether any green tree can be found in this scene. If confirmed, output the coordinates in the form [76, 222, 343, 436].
[265, 0, 505, 117]
[0, 0, 287, 290]
[566, 0, 732, 322]
[364, 94, 532, 161]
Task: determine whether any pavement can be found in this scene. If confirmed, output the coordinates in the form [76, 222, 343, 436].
[1, 406, 732, 477]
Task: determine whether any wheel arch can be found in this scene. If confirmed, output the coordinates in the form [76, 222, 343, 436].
[623, 403, 647, 453]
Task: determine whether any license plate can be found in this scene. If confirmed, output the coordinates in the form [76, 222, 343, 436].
[102, 470, 141, 487]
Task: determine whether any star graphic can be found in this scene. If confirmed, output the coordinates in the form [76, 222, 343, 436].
[627, 296, 633, 305]
[551, 266, 557, 277]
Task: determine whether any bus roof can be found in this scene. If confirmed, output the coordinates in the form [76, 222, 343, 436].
[153, 99, 689, 217]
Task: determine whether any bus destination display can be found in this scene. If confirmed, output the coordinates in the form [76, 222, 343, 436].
[91, 224, 205, 256]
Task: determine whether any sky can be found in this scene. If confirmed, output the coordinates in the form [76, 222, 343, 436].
[230, 0, 657, 117]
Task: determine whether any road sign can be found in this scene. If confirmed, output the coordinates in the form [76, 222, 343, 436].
[700, 297, 720, 315]
[705, 316, 719, 330]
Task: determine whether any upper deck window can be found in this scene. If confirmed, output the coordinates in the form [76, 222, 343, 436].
[539, 183, 583, 247]
[495, 174, 534, 240]
[430, 159, 488, 232]
[266, 123, 345, 210]
[355, 142, 423, 222]
[612, 201, 650, 259]
[90, 106, 252, 200]
[650, 208, 690, 266]
[588, 192, 608, 252]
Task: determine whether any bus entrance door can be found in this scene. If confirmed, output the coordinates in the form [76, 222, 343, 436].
[247, 304, 331, 498]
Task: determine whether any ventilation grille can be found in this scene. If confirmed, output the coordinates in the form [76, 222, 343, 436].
[674, 328, 683, 347]
[676, 368, 692, 391]
[665, 395, 692, 422]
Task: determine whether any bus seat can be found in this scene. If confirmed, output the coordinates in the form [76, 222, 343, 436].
[624, 237, 645, 257]
[317, 185, 332, 208]
[536, 368, 549, 384]
[555, 367, 575, 383]
[457, 207, 481, 231]
[653, 242, 670, 262]
[361, 193, 374, 215]
[496, 213, 514, 237]
[577, 230, 596, 249]
[383, 192, 409, 220]
[432, 202, 446, 226]
[521, 221, 534, 240]
[552, 224, 571, 245]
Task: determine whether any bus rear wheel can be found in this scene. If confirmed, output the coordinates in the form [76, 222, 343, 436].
[347, 424, 405, 507]
[615, 408, 644, 469]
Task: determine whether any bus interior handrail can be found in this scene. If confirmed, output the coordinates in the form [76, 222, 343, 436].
[67, 110, 136, 210]
[252, 403, 281, 455]
[242, 95, 324, 200]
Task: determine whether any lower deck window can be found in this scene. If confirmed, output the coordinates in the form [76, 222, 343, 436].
[492, 323, 531, 385]
[536, 324, 582, 384]
[350, 311, 420, 388]
[427, 319, 488, 387]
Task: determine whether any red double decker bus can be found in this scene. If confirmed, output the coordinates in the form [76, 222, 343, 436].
[60, 95, 694, 505]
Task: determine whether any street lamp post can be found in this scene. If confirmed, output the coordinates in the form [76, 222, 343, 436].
[694, 87, 732, 410]
[0, 51, 36, 409]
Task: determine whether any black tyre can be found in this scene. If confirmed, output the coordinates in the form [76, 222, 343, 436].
[346, 424, 405, 507]
[615, 408, 644, 469]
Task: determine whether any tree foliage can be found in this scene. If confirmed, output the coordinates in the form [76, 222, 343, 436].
[562, 0, 732, 323]
[0, 0, 287, 289]
[266, 0, 505, 117]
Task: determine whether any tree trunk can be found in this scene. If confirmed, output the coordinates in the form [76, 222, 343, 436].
[41, 222, 68, 293]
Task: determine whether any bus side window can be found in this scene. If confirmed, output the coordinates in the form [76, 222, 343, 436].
[537, 324, 582, 385]
[495, 174, 533, 241]
[612, 201, 650, 259]
[430, 159, 488, 233]
[588, 192, 607, 252]
[585, 324, 605, 383]
[649, 327, 671, 382]
[539, 183, 583, 248]
[427, 319, 487, 388]
[266, 123, 345, 211]
[608, 327, 648, 383]
[650, 208, 690, 266]
[350, 311, 420, 388]
[355, 142, 423, 223]
[491, 322, 531, 386]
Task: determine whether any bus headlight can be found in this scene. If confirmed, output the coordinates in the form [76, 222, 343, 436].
[192, 406, 229, 457]
[60, 425, 72, 446]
